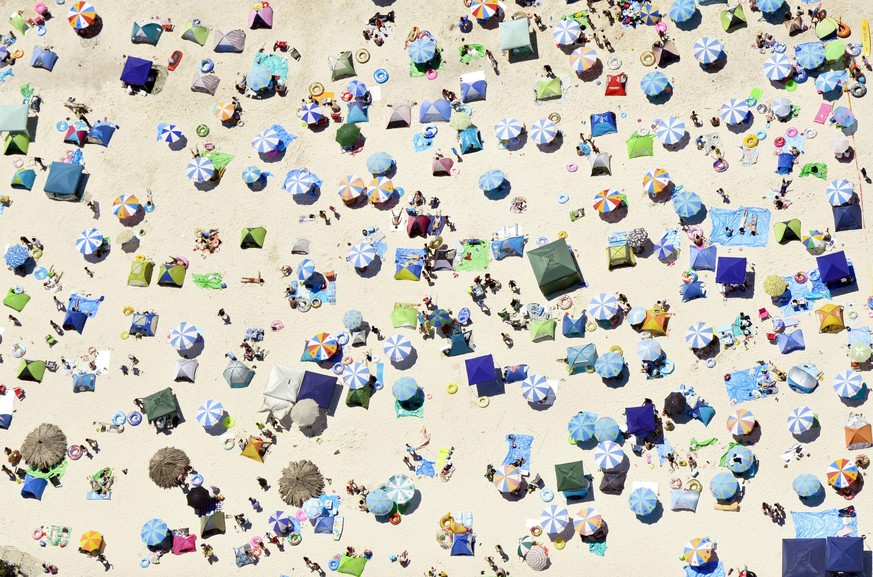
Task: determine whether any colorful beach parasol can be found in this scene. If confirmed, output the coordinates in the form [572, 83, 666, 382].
[628, 486, 658, 516]
[300, 102, 324, 125]
[384, 334, 413, 362]
[763, 53, 793, 81]
[693, 37, 724, 64]
[592, 189, 623, 213]
[112, 194, 141, 219]
[494, 118, 523, 141]
[726, 408, 756, 435]
[269, 511, 293, 534]
[640, 71, 670, 96]
[833, 370, 865, 398]
[366, 152, 394, 175]
[187, 157, 215, 182]
[306, 332, 338, 361]
[530, 119, 558, 145]
[195, 399, 223, 428]
[68, 1, 96, 29]
[338, 175, 367, 202]
[168, 322, 200, 351]
[570, 46, 598, 73]
[297, 258, 316, 281]
[213, 101, 235, 121]
[76, 228, 103, 255]
[141, 519, 168, 547]
[683, 537, 714, 567]
[521, 374, 550, 402]
[538, 505, 570, 534]
[368, 176, 395, 204]
[158, 124, 183, 143]
[568, 412, 597, 442]
[826, 179, 854, 206]
[827, 459, 859, 488]
[553, 20, 582, 46]
[793, 474, 822, 498]
[720, 99, 751, 125]
[470, 0, 499, 19]
[365, 488, 394, 516]
[594, 417, 621, 442]
[685, 321, 714, 348]
[656, 117, 686, 145]
[251, 128, 280, 153]
[572, 507, 602, 536]
[242, 166, 262, 184]
[342, 362, 370, 390]
[589, 293, 619, 320]
[593, 440, 624, 470]
[348, 242, 376, 269]
[493, 464, 522, 493]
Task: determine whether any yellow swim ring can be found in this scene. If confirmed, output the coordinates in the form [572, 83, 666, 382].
[135, 254, 146, 262]
[557, 230, 568, 239]
[744, 134, 759, 148]
[477, 396, 490, 408]
[123, 306, 134, 316]
[447, 382, 458, 394]
[530, 525, 542, 536]
[554, 538, 566, 550]
[120, 331, 129, 340]
[609, 345, 623, 355]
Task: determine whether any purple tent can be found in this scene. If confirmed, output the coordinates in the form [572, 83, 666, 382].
[297, 371, 338, 409]
[248, 4, 273, 29]
[625, 405, 657, 435]
[120, 56, 153, 87]
[465, 355, 496, 386]
[715, 256, 746, 285]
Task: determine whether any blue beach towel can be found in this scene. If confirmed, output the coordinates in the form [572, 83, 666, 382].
[792, 509, 858, 538]
[269, 124, 297, 151]
[684, 562, 726, 577]
[848, 326, 872, 348]
[725, 365, 772, 404]
[779, 270, 830, 316]
[502, 434, 534, 476]
[416, 458, 436, 477]
[655, 438, 675, 465]
[413, 134, 434, 152]
[708, 208, 771, 247]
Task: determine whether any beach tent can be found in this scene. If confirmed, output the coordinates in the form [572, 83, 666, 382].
[9, 12, 30, 34]
[826, 537, 864, 573]
[248, 4, 273, 29]
[774, 219, 801, 244]
[499, 18, 532, 53]
[460, 78, 487, 103]
[172, 534, 196, 555]
[240, 227, 267, 248]
[815, 17, 839, 40]
[652, 40, 680, 67]
[626, 134, 654, 158]
[554, 460, 589, 495]
[173, 358, 198, 383]
[347, 102, 369, 124]
[778, 330, 805, 354]
[567, 344, 597, 374]
[833, 204, 862, 231]
[73, 373, 96, 393]
[260, 364, 303, 418]
[11, 168, 36, 190]
[491, 237, 525, 260]
[0, 104, 29, 132]
[715, 256, 746, 285]
[330, 52, 356, 81]
[418, 99, 452, 123]
[386, 104, 412, 128]
[0, 395, 11, 429]
[130, 312, 158, 337]
[44, 161, 85, 201]
[590, 112, 617, 136]
[21, 475, 47, 500]
[466, 354, 497, 387]
[120, 56, 153, 87]
[142, 388, 178, 423]
[607, 245, 635, 269]
[128, 260, 154, 287]
[213, 30, 246, 53]
[626, 405, 657, 435]
[345, 386, 371, 409]
[241, 436, 266, 462]
[527, 238, 582, 296]
[182, 20, 209, 45]
[298, 371, 338, 408]
[391, 304, 418, 328]
[681, 281, 706, 302]
[225, 360, 255, 388]
[787, 364, 819, 394]
[17, 359, 46, 382]
[30, 47, 58, 71]
[446, 329, 474, 356]
[4, 288, 30, 312]
[562, 314, 586, 338]
[407, 215, 431, 239]
[87, 122, 116, 146]
[530, 319, 556, 342]
[337, 554, 368, 576]
[776, 153, 795, 175]
[62, 309, 88, 334]
[689, 246, 717, 271]
[200, 512, 226, 538]
[157, 264, 186, 287]
[191, 74, 220, 95]
[450, 534, 474, 557]
[64, 126, 88, 148]
[845, 420, 872, 450]
[458, 128, 483, 154]
[131, 21, 163, 45]
[4, 133, 30, 155]
[535, 78, 563, 101]
[589, 152, 612, 176]
[782, 539, 826, 577]
[432, 248, 456, 271]
[816, 304, 845, 333]
[817, 251, 852, 284]
[604, 74, 627, 96]
[721, 5, 747, 32]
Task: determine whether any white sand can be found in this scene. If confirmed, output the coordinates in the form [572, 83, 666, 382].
[2, 0, 872, 575]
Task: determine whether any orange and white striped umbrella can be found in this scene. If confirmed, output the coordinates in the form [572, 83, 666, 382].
[572, 507, 603, 536]
[827, 459, 859, 488]
[213, 101, 235, 121]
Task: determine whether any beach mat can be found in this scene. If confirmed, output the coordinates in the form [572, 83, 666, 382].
[779, 270, 830, 316]
[416, 458, 436, 477]
[792, 509, 858, 538]
[86, 491, 111, 500]
[684, 562, 726, 577]
[708, 207, 771, 247]
[502, 434, 533, 475]
[724, 365, 772, 404]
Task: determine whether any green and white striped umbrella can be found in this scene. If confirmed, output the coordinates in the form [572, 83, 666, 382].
[384, 474, 415, 504]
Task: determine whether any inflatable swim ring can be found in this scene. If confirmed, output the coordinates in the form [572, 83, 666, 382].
[271, 320, 285, 332]
[714, 159, 728, 172]
[786, 127, 799, 138]
[756, 103, 768, 114]
[333, 363, 344, 375]
[289, 532, 302, 545]
[374, 69, 389, 84]
[119, 329, 128, 340]
[447, 383, 458, 394]
[566, 163, 578, 173]
[223, 416, 235, 429]
[450, 166, 460, 176]
[607, 56, 621, 70]
[34, 267, 48, 280]
[440, 514, 454, 530]
[112, 412, 127, 426]
[838, 22, 851, 38]
[640, 51, 655, 66]
[12, 49, 23, 59]
[530, 526, 542, 536]
[557, 194, 569, 204]
[224, 438, 235, 450]
[190, 474, 204, 487]
[637, 127, 650, 137]
[477, 396, 489, 408]
[554, 538, 566, 550]
[746, 96, 757, 107]
[311, 297, 322, 309]
[297, 298, 311, 312]
[423, 125, 438, 139]
[724, 373, 732, 382]
[774, 136, 786, 147]
[12, 344, 25, 358]
[33, 529, 44, 540]
[744, 134, 759, 148]
[56, 120, 68, 132]
[13, 286, 23, 294]
[548, 113, 561, 124]
[67, 445, 83, 460]
[140, 558, 150, 569]
[568, 435, 577, 445]
[374, 381, 383, 390]
[706, 358, 716, 368]
[558, 295, 573, 310]
[795, 271, 808, 283]
[536, 236, 548, 247]
[341, 91, 352, 102]
[309, 82, 324, 96]
[609, 345, 623, 355]
[196, 124, 210, 137]
[128, 411, 142, 426]
[756, 130, 767, 141]
[848, 311, 858, 320]
[851, 83, 867, 97]
[586, 321, 597, 332]
[670, 477, 682, 489]
[425, 69, 438, 80]
[355, 49, 370, 63]
[135, 254, 146, 262]
[804, 128, 817, 139]
[123, 306, 134, 316]
[540, 488, 554, 502]
[662, 359, 675, 374]
[686, 479, 703, 492]
[328, 558, 340, 571]
[389, 513, 401, 525]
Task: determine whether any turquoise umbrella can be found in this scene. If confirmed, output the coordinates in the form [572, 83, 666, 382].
[366, 152, 394, 175]
[595, 352, 624, 378]
[392, 376, 419, 401]
[710, 472, 739, 500]
[594, 417, 621, 442]
[628, 487, 658, 516]
[408, 38, 436, 64]
[141, 519, 169, 547]
[673, 190, 703, 218]
[248, 65, 273, 91]
[726, 445, 754, 474]
[793, 474, 822, 498]
[568, 412, 597, 442]
[366, 488, 394, 516]
[428, 309, 452, 328]
[479, 170, 505, 191]
[669, 0, 696, 22]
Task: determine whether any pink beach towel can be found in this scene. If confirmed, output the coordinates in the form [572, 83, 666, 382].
[814, 103, 832, 124]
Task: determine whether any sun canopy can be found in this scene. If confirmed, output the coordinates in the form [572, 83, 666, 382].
[214, 29, 246, 52]
[500, 18, 532, 52]
[30, 47, 58, 71]
[120, 56, 153, 86]
[527, 239, 582, 296]
[0, 104, 29, 133]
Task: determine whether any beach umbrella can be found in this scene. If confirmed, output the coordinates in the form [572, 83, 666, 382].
[592, 189, 623, 213]
[833, 369, 865, 398]
[300, 102, 324, 126]
[20, 423, 67, 471]
[802, 230, 824, 251]
[826, 179, 854, 206]
[517, 535, 536, 558]
[672, 190, 703, 218]
[348, 79, 368, 98]
[187, 157, 215, 182]
[366, 152, 394, 175]
[248, 66, 273, 92]
[850, 343, 873, 363]
[685, 321, 714, 349]
[269, 511, 293, 534]
[568, 412, 597, 442]
[656, 117, 686, 145]
[301, 497, 324, 519]
[763, 53, 793, 81]
[141, 519, 169, 547]
[168, 322, 200, 351]
[720, 99, 750, 125]
[290, 399, 320, 427]
[470, 0, 499, 19]
[593, 441, 624, 470]
[367, 488, 395, 516]
[827, 459, 859, 488]
[348, 242, 376, 269]
[278, 460, 324, 506]
[770, 97, 792, 118]
[79, 530, 103, 553]
[572, 507, 602, 536]
[726, 445, 755, 473]
[553, 20, 582, 45]
[195, 400, 223, 428]
[628, 486, 658, 516]
[342, 362, 371, 390]
[242, 166, 262, 184]
[306, 333, 338, 360]
[693, 37, 724, 64]
[521, 374, 551, 402]
[342, 310, 363, 331]
[76, 228, 103, 255]
[67, 1, 96, 29]
[428, 309, 453, 328]
[148, 447, 189, 488]
[530, 119, 558, 145]
[570, 46, 598, 73]
[392, 376, 419, 401]
[336, 124, 361, 147]
[251, 128, 280, 153]
[758, 0, 783, 12]
[213, 101, 235, 121]
[710, 471, 739, 500]
[589, 293, 619, 320]
[298, 258, 316, 281]
[816, 70, 844, 93]
[493, 464, 522, 493]
[384, 334, 413, 362]
[639, 4, 660, 25]
[4, 244, 29, 269]
[653, 236, 677, 260]
[384, 474, 415, 504]
[726, 408, 756, 435]
[526, 546, 549, 571]
[627, 306, 648, 325]
[643, 168, 671, 195]
[833, 106, 855, 127]
[683, 538, 715, 567]
[158, 124, 183, 143]
[283, 169, 319, 196]
[407, 38, 436, 64]
[637, 339, 662, 361]
[795, 43, 825, 70]
[368, 176, 394, 204]
[538, 505, 570, 534]
[594, 417, 621, 442]
[338, 175, 367, 202]
[449, 110, 473, 131]
[479, 169, 506, 191]
[112, 194, 141, 219]
[494, 118, 523, 141]
[640, 71, 670, 96]
[793, 474, 822, 498]
[185, 486, 210, 511]
[669, 0, 696, 22]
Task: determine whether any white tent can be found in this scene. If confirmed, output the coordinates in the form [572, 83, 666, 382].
[259, 364, 304, 419]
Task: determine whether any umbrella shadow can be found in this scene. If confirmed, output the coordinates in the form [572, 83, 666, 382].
[179, 339, 206, 359]
[26, 116, 40, 143]
[726, 116, 755, 134]
[204, 419, 228, 437]
[391, 348, 418, 371]
[598, 205, 628, 223]
[537, 133, 564, 154]
[798, 490, 826, 507]
[356, 257, 383, 279]
[577, 61, 604, 83]
[663, 133, 691, 152]
[673, 11, 702, 32]
[259, 148, 287, 163]
[679, 205, 708, 226]
[119, 211, 146, 228]
[292, 190, 321, 205]
[701, 56, 728, 74]
[168, 136, 188, 152]
[793, 426, 821, 444]
[12, 258, 36, 277]
[603, 367, 630, 388]
[735, 424, 763, 445]
[402, 490, 422, 514]
[77, 15, 104, 39]
[508, 34, 539, 64]
[194, 179, 222, 192]
[646, 91, 673, 105]
[83, 247, 110, 265]
[840, 389, 869, 407]
[636, 501, 664, 524]
[374, 195, 400, 211]
[484, 182, 512, 201]
[300, 411, 329, 437]
[503, 133, 527, 152]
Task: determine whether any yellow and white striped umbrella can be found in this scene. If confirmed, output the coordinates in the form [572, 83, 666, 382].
[572, 507, 603, 536]
[112, 194, 141, 220]
[726, 408, 756, 436]
[492, 464, 522, 493]
[368, 176, 395, 204]
[683, 537, 714, 567]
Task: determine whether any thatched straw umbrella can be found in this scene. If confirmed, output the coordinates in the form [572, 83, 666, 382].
[148, 447, 190, 489]
[279, 460, 324, 506]
[20, 423, 68, 471]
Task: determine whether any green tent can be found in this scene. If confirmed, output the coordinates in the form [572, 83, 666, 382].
[336, 124, 361, 147]
[499, 18, 532, 52]
[626, 133, 654, 159]
[554, 460, 588, 492]
[336, 554, 367, 577]
[345, 386, 371, 409]
[535, 78, 562, 101]
[0, 104, 29, 133]
[815, 17, 839, 40]
[182, 21, 210, 45]
[9, 12, 30, 35]
[527, 238, 582, 297]
[11, 167, 36, 190]
[607, 245, 636, 269]
[391, 304, 418, 328]
[720, 5, 746, 32]
[4, 133, 30, 155]
[240, 227, 266, 248]
[128, 260, 154, 287]
[330, 51, 356, 81]
[17, 359, 46, 382]
[3, 287, 31, 312]
[157, 264, 186, 287]
[774, 219, 802, 244]
[824, 40, 846, 62]
[131, 21, 163, 45]
[530, 319, 556, 342]
[142, 388, 178, 423]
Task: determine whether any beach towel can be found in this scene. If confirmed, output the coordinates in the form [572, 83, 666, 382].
[437, 448, 451, 469]
[193, 272, 224, 289]
[799, 162, 827, 179]
[847, 326, 872, 348]
[412, 133, 434, 152]
[455, 241, 489, 271]
[86, 491, 111, 500]
[253, 53, 288, 81]
[814, 103, 833, 124]
[607, 230, 630, 248]
[724, 365, 772, 404]
[458, 43, 485, 63]
[374, 362, 384, 387]
[783, 134, 806, 153]
[655, 438, 675, 466]
[68, 293, 104, 316]
[708, 207, 771, 247]
[684, 562, 726, 577]
[588, 541, 607, 556]
[792, 509, 858, 538]
[395, 398, 424, 418]
[502, 434, 533, 475]
[269, 124, 297, 151]
[779, 270, 830, 315]
[689, 437, 718, 451]
[416, 458, 436, 477]
[740, 146, 759, 166]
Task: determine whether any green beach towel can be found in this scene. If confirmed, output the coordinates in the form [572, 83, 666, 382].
[205, 151, 235, 170]
[719, 441, 741, 467]
[689, 437, 718, 451]
[459, 43, 485, 63]
[562, 11, 589, 27]
[455, 241, 489, 271]
[799, 163, 827, 179]
[193, 272, 224, 289]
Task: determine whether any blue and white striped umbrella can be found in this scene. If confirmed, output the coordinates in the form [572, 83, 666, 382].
[640, 71, 669, 96]
[342, 362, 371, 390]
[627, 306, 648, 325]
[795, 42, 825, 70]
[248, 66, 273, 91]
[269, 510, 293, 534]
[407, 38, 436, 64]
[720, 99, 751, 125]
[758, 0, 783, 13]
[637, 339, 662, 362]
[251, 128, 280, 153]
[538, 505, 570, 534]
[629, 487, 658, 516]
[300, 102, 324, 125]
[594, 441, 624, 470]
[763, 53, 793, 81]
[669, 0, 696, 22]
[833, 369, 865, 398]
[793, 474, 822, 497]
[384, 334, 413, 362]
[552, 19, 581, 45]
[366, 152, 394, 175]
[787, 406, 815, 435]
[168, 322, 200, 351]
[771, 97, 792, 118]
[530, 119, 558, 145]
[653, 235, 677, 260]
[479, 169, 506, 191]
[568, 411, 597, 442]
[348, 242, 376, 268]
[589, 293, 619, 320]
[826, 179, 855, 206]
[242, 166, 262, 184]
[685, 322, 714, 349]
[816, 70, 844, 93]
[594, 417, 621, 442]
[656, 117, 686, 145]
[521, 374, 551, 402]
[365, 488, 394, 516]
[673, 190, 703, 218]
[186, 157, 215, 182]
[196, 399, 224, 428]
[494, 118, 523, 141]
[348, 79, 368, 98]
[595, 352, 624, 378]
[726, 445, 755, 473]
[158, 123, 183, 143]
[283, 169, 320, 196]
[711, 472, 739, 500]
[298, 258, 316, 281]
[393, 376, 419, 401]
[76, 228, 103, 255]
[141, 519, 168, 547]
[693, 37, 724, 64]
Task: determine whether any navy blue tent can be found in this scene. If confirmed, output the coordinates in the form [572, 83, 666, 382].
[120, 56, 153, 87]
[87, 122, 117, 146]
[689, 245, 717, 271]
[590, 112, 617, 136]
[450, 533, 474, 556]
[43, 162, 84, 201]
[776, 153, 795, 175]
[30, 47, 58, 71]
[826, 537, 864, 572]
[460, 79, 487, 102]
[130, 312, 158, 337]
[490, 237, 525, 260]
[62, 310, 88, 334]
[782, 539, 826, 577]
[715, 256, 746, 285]
[833, 204, 863, 231]
[73, 373, 96, 393]
[626, 405, 657, 435]
[681, 281, 706, 302]
[418, 99, 452, 123]
[562, 314, 585, 337]
[459, 127, 483, 154]
[778, 330, 805, 354]
[503, 364, 529, 383]
[297, 371, 338, 409]
[20, 475, 47, 500]
[817, 251, 852, 284]
[466, 354, 496, 385]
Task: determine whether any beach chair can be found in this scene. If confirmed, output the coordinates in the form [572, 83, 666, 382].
[758, 308, 770, 320]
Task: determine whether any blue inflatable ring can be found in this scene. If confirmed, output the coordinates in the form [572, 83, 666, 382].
[127, 411, 142, 426]
[144, 202, 155, 213]
[540, 489, 555, 502]
[557, 194, 569, 204]
[200, 59, 214, 73]
[190, 474, 204, 487]
[374, 68, 389, 84]
[423, 124, 438, 139]
[112, 411, 127, 426]
[756, 130, 767, 141]
[374, 381, 384, 390]
[139, 558, 150, 569]
[56, 120, 68, 132]
[662, 359, 675, 374]
[328, 559, 340, 571]
[795, 69, 808, 83]
[746, 96, 757, 107]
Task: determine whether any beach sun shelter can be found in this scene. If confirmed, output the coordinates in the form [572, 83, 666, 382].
[213, 29, 246, 53]
[386, 104, 412, 128]
[555, 460, 589, 497]
[241, 227, 267, 248]
[157, 264, 186, 287]
[4, 288, 30, 312]
[130, 312, 158, 337]
[589, 152, 612, 176]
[128, 259, 154, 287]
[607, 245, 636, 269]
[142, 388, 179, 423]
[591, 112, 617, 136]
[0, 104, 29, 133]
[567, 344, 597, 374]
[775, 219, 802, 244]
[715, 256, 747, 285]
[330, 52, 356, 81]
[182, 20, 209, 45]
[626, 133, 654, 158]
[833, 204, 862, 231]
[131, 21, 163, 45]
[4, 133, 30, 155]
[466, 354, 497, 389]
[297, 371, 338, 409]
[248, 3, 273, 29]
[721, 5, 747, 32]
[11, 167, 36, 190]
[817, 251, 853, 285]
[499, 17, 532, 54]
[225, 360, 255, 388]
[816, 304, 845, 333]
[527, 238, 582, 297]
[191, 74, 220, 96]
[73, 373, 96, 393]
[826, 537, 864, 573]
[535, 78, 562, 101]
[241, 436, 267, 462]
[173, 358, 199, 383]
[120, 56, 153, 87]
[44, 161, 84, 201]
[30, 47, 58, 71]
[17, 359, 46, 382]
[200, 512, 226, 538]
